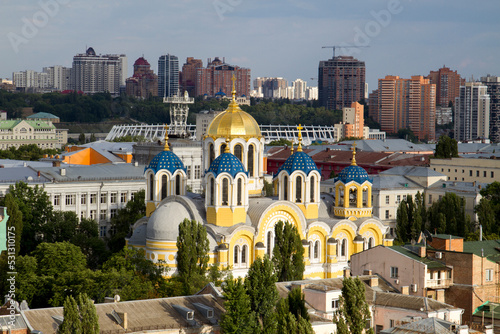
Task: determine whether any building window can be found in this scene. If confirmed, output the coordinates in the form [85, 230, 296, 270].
[110, 193, 117, 204]
[484, 171, 487, 178]
[385, 195, 389, 204]
[81, 194, 87, 205]
[296, 176, 302, 203]
[283, 175, 288, 201]
[234, 245, 239, 265]
[65, 194, 76, 206]
[100, 210, 107, 221]
[477, 170, 480, 177]
[390, 266, 399, 278]
[486, 269, 493, 282]
[332, 299, 339, 309]
[267, 231, 274, 256]
[195, 165, 201, 179]
[90, 210, 96, 220]
[397, 195, 401, 203]
[210, 177, 215, 206]
[237, 178, 242, 205]
[428, 194, 432, 204]
[186, 166, 192, 179]
[175, 174, 181, 195]
[121, 192, 127, 203]
[234, 144, 243, 162]
[161, 174, 168, 200]
[90, 193, 97, 204]
[314, 240, 320, 260]
[53, 194, 60, 206]
[248, 145, 255, 177]
[470, 170, 473, 177]
[110, 209, 117, 219]
[341, 239, 347, 257]
[385, 210, 389, 219]
[492, 171, 495, 178]
[100, 193, 107, 204]
[99, 225, 107, 238]
[149, 174, 154, 200]
[222, 178, 229, 206]
[209, 143, 215, 165]
[310, 175, 315, 202]
[241, 245, 247, 265]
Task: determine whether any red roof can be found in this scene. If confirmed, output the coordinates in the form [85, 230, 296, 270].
[134, 57, 150, 66]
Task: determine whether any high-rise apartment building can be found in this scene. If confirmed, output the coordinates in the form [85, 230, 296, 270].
[158, 54, 179, 98]
[375, 75, 436, 141]
[454, 82, 490, 142]
[195, 57, 250, 97]
[43, 65, 71, 91]
[368, 89, 379, 122]
[70, 47, 127, 95]
[181, 57, 203, 97]
[292, 79, 307, 100]
[318, 56, 365, 110]
[343, 102, 365, 139]
[481, 75, 500, 142]
[253, 77, 288, 98]
[426, 67, 464, 107]
[125, 57, 158, 99]
[12, 70, 48, 91]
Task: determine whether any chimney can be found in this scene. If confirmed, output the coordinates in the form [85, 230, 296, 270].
[343, 268, 350, 278]
[117, 312, 128, 329]
[369, 276, 378, 287]
[52, 160, 61, 167]
[60, 168, 66, 176]
[418, 246, 426, 258]
[401, 286, 409, 295]
[363, 269, 372, 275]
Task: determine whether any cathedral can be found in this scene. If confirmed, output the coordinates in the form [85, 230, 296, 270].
[127, 81, 392, 279]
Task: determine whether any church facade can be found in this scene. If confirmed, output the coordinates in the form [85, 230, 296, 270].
[127, 82, 393, 279]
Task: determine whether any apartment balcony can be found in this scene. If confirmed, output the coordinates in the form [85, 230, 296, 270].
[426, 278, 452, 289]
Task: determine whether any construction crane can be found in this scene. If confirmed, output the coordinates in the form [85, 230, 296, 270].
[322, 45, 369, 58]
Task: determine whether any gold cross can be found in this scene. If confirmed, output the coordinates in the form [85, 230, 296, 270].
[164, 124, 170, 151]
[297, 124, 303, 152]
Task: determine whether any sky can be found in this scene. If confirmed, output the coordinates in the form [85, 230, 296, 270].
[1, 0, 499, 91]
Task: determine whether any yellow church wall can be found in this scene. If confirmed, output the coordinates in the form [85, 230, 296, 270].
[331, 224, 356, 258]
[358, 223, 383, 245]
[297, 203, 319, 220]
[255, 204, 305, 244]
[206, 207, 247, 226]
[327, 269, 345, 279]
[228, 231, 254, 265]
[304, 271, 326, 279]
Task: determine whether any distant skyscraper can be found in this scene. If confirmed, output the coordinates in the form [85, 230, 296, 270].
[70, 47, 127, 95]
[43, 65, 71, 91]
[376, 75, 436, 141]
[343, 102, 365, 139]
[181, 57, 203, 97]
[454, 82, 490, 142]
[426, 66, 464, 107]
[253, 77, 288, 98]
[12, 70, 48, 91]
[292, 79, 307, 100]
[158, 54, 179, 98]
[318, 56, 365, 110]
[125, 57, 158, 98]
[195, 57, 250, 97]
[481, 75, 500, 142]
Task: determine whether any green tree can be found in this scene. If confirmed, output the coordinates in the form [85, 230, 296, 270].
[220, 277, 257, 334]
[245, 256, 279, 333]
[334, 277, 373, 334]
[397, 128, 417, 143]
[267, 138, 293, 146]
[263, 180, 274, 197]
[479, 181, 500, 226]
[4, 193, 23, 256]
[434, 135, 458, 159]
[79, 293, 100, 334]
[428, 192, 470, 237]
[59, 295, 82, 334]
[272, 221, 305, 282]
[276, 288, 314, 334]
[33, 242, 87, 277]
[176, 219, 210, 294]
[475, 198, 497, 237]
[79, 133, 86, 144]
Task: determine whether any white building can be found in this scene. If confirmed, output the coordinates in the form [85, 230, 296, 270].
[43, 65, 71, 91]
[0, 119, 65, 149]
[455, 82, 490, 141]
[292, 78, 307, 100]
[12, 70, 49, 90]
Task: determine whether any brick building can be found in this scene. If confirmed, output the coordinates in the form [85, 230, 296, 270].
[426, 66, 465, 107]
[125, 57, 158, 98]
[180, 57, 203, 97]
[195, 57, 250, 97]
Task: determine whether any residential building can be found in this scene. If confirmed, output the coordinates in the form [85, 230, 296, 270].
[12, 70, 48, 91]
[195, 110, 224, 141]
[368, 89, 379, 121]
[158, 54, 179, 98]
[292, 78, 307, 100]
[343, 101, 365, 139]
[180, 57, 203, 96]
[0, 78, 15, 92]
[195, 57, 250, 97]
[382, 317, 491, 334]
[426, 66, 465, 107]
[481, 75, 500, 142]
[376, 75, 436, 141]
[455, 82, 490, 142]
[318, 56, 365, 110]
[253, 77, 288, 98]
[429, 157, 500, 183]
[70, 47, 127, 95]
[306, 86, 318, 100]
[42, 65, 71, 91]
[436, 107, 453, 125]
[0, 163, 145, 237]
[125, 57, 158, 98]
[22, 294, 224, 334]
[0, 119, 64, 149]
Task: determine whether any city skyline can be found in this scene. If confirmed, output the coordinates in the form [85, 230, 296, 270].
[1, 0, 499, 92]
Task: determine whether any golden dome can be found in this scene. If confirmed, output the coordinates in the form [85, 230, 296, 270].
[206, 77, 262, 139]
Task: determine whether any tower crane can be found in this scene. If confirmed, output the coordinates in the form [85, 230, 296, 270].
[322, 45, 369, 58]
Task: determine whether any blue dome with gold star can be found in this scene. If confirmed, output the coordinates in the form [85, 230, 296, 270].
[207, 152, 247, 178]
[335, 165, 372, 184]
[277, 151, 319, 176]
[146, 150, 186, 174]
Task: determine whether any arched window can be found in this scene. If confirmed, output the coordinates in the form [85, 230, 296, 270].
[220, 143, 227, 154]
[248, 145, 255, 177]
[209, 143, 215, 165]
[241, 245, 247, 265]
[339, 187, 344, 206]
[314, 240, 320, 260]
[349, 188, 357, 207]
[161, 174, 167, 200]
[283, 175, 288, 201]
[210, 177, 215, 206]
[234, 144, 243, 162]
[149, 174, 154, 200]
[296, 176, 302, 203]
[267, 231, 273, 256]
[222, 178, 229, 206]
[336, 239, 341, 257]
[363, 188, 368, 206]
[310, 175, 315, 202]
[175, 174, 181, 195]
[234, 245, 239, 265]
[309, 242, 312, 259]
[341, 239, 347, 257]
[237, 178, 242, 205]
[368, 237, 374, 249]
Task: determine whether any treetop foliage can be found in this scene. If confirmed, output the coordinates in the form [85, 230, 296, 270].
[272, 220, 305, 282]
[434, 135, 459, 159]
[334, 277, 373, 334]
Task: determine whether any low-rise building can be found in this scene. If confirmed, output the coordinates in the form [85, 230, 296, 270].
[0, 119, 65, 150]
[429, 157, 500, 183]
